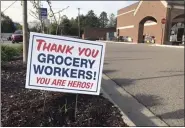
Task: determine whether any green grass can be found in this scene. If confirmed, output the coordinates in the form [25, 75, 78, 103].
[1, 43, 23, 62]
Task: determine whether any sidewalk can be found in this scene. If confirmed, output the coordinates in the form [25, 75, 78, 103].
[98, 40, 184, 48]
[97, 40, 137, 44]
[150, 44, 184, 48]
[101, 73, 168, 127]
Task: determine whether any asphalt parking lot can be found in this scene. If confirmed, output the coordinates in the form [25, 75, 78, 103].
[103, 43, 184, 126]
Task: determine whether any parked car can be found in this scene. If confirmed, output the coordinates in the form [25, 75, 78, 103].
[7, 35, 12, 41]
[182, 35, 184, 45]
[118, 36, 133, 42]
[125, 36, 132, 42]
[84, 37, 99, 41]
[144, 35, 155, 44]
[11, 30, 23, 43]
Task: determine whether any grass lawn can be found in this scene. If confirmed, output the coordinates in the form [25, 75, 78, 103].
[1, 42, 23, 47]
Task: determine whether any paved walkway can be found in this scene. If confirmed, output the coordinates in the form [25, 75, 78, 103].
[103, 43, 184, 126]
[101, 74, 168, 126]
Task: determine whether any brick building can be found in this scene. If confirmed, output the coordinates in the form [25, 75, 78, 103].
[117, 1, 184, 44]
[82, 27, 116, 40]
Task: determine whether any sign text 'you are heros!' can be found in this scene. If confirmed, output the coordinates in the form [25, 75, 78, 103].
[26, 32, 105, 95]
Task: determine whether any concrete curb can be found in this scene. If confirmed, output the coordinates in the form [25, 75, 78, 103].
[101, 73, 169, 126]
[109, 42, 137, 44]
[97, 40, 137, 44]
[150, 44, 184, 48]
[101, 88, 136, 126]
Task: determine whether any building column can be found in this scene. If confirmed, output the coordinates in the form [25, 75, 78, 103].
[164, 6, 172, 44]
[133, 25, 140, 43]
[163, 7, 169, 44]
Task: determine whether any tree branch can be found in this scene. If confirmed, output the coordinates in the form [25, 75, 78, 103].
[46, 0, 57, 24]
[29, 10, 39, 20]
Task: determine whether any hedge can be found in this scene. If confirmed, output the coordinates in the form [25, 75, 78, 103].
[1, 44, 23, 62]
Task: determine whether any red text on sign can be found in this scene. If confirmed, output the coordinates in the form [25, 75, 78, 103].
[78, 47, 99, 58]
[51, 79, 66, 86]
[36, 39, 74, 55]
[37, 77, 50, 84]
[67, 80, 94, 89]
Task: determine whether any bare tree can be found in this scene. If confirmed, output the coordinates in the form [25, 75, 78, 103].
[46, 0, 57, 24]
[28, 21, 42, 32]
[46, 0, 69, 35]
[29, 1, 44, 33]
[29, 0, 69, 35]
[54, 6, 69, 35]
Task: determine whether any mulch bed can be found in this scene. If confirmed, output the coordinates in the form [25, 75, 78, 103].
[1, 59, 127, 127]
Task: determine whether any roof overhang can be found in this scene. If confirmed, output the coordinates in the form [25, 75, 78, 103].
[134, 1, 168, 16]
[119, 1, 184, 17]
[133, 1, 143, 16]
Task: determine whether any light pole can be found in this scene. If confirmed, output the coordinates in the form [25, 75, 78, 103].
[78, 8, 80, 38]
[0, 1, 2, 109]
[161, 18, 166, 45]
[23, 0, 28, 63]
[0, 0, 2, 43]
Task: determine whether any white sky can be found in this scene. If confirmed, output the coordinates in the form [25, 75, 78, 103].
[1, 1, 138, 25]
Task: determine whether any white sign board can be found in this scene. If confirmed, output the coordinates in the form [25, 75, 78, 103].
[25, 32, 106, 95]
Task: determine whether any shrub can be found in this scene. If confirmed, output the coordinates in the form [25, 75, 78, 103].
[16, 44, 23, 53]
[1, 45, 22, 62]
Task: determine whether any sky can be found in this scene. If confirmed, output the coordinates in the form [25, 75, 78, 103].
[1, 1, 138, 25]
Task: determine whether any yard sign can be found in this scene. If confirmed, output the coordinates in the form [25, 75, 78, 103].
[25, 32, 105, 95]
